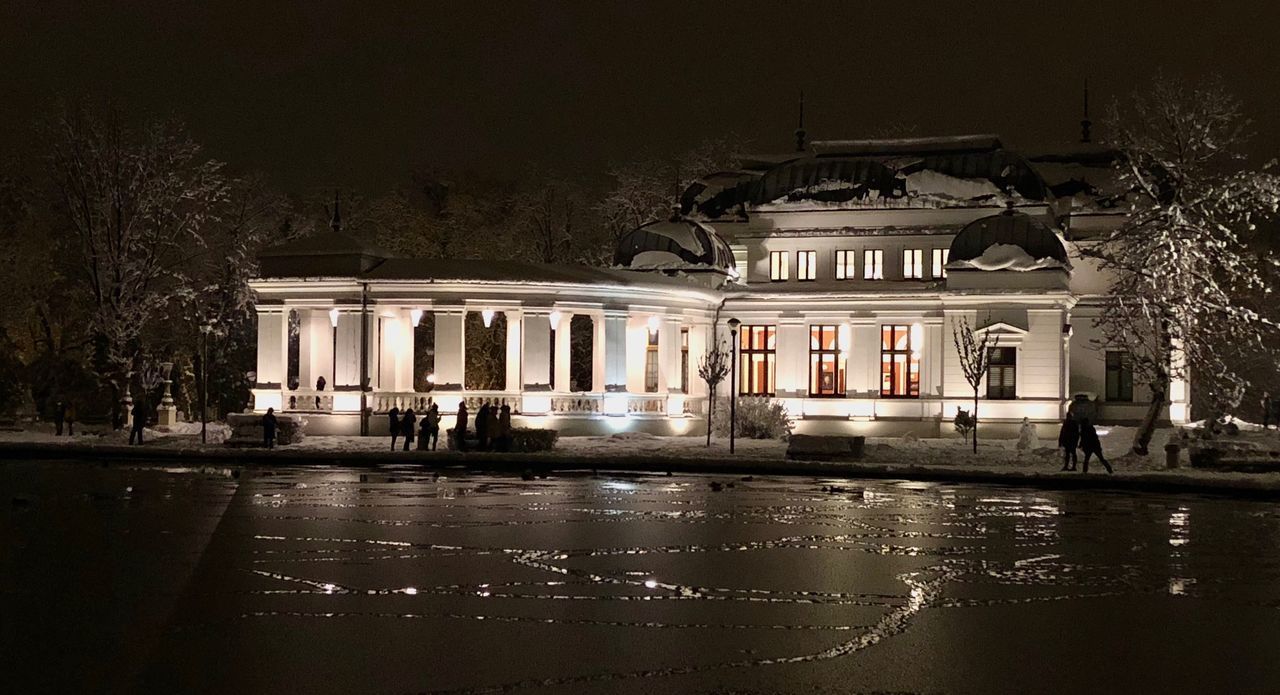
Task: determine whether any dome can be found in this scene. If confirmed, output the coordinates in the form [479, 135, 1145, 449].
[947, 210, 1070, 271]
[614, 217, 737, 276]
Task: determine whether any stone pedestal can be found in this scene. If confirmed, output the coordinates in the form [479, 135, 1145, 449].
[157, 361, 178, 425]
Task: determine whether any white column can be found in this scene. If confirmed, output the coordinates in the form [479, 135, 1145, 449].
[923, 320, 943, 399]
[661, 317, 682, 393]
[397, 309, 415, 392]
[553, 312, 573, 392]
[687, 322, 708, 397]
[592, 314, 607, 392]
[522, 310, 552, 390]
[433, 309, 465, 390]
[334, 311, 363, 388]
[504, 310, 523, 392]
[848, 320, 877, 397]
[297, 309, 315, 390]
[625, 314, 648, 393]
[254, 306, 288, 388]
[776, 319, 807, 398]
[604, 311, 628, 392]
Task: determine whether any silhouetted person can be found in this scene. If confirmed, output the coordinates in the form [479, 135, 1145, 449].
[455, 402, 469, 451]
[424, 404, 441, 451]
[495, 404, 512, 452]
[263, 407, 278, 448]
[1079, 420, 1112, 474]
[475, 403, 491, 450]
[1057, 417, 1079, 471]
[128, 399, 147, 445]
[486, 406, 499, 448]
[65, 402, 76, 436]
[1067, 393, 1096, 423]
[53, 400, 65, 436]
[315, 375, 326, 409]
[1264, 391, 1273, 430]
[388, 406, 401, 450]
[401, 408, 416, 451]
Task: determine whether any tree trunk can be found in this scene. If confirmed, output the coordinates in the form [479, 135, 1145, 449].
[705, 392, 714, 447]
[972, 388, 979, 454]
[1132, 368, 1168, 456]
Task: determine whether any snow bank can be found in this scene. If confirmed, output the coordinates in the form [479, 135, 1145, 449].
[947, 244, 1066, 272]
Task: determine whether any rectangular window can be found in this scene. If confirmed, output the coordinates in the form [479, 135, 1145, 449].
[932, 248, 949, 278]
[797, 250, 817, 281]
[809, 325, 845, 397]
[903, 249, 924, 279]
[863, 249, 884, 280]
[769, 251, 789, 281]
[879, 324, 921, 398]
[834, 250, 856, 280]
[680, 328, 689, 393]
[739, 325, 776, 396]
[987, 347, 1017, 400]
[644, 330, 659, 393]
[1105, 351, 1133, 402]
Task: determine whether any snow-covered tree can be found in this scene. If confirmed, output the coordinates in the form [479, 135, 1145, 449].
[952, 316, 996, 454]
[698, 337, 730, 447]
[1085, 75, 1280, 454]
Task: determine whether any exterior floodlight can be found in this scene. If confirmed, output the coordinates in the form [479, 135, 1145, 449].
[647, 315, 661, 334]
[329, 307, 340, 328]
[482, 309, 495, 328]
[410, 309, 423, 327]
[549, 310, 563, 328]
[727, 317, 741, 331]
[426, 373, 437, 384]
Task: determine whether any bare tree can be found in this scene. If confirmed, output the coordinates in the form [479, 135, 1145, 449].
[952, 316, 996, 454]
[698, 337, 730, 447]
[1084, 74, 1280, 454]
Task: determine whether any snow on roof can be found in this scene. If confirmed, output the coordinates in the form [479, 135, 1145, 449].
[946, 243, 1067, 272]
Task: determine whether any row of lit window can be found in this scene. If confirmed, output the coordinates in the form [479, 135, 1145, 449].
[768, 249, 950, 281]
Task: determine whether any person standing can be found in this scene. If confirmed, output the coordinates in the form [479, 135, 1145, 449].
[401, 408, 416, 452]
[65, 402, 76, 436]
[475, 403, 491, 451]
[455, 402, 469, 451]
[495, 405, 513, 452]
[486, 406, 499, 449]
[315, 375, 326, 409]
[1079, 420, 1112, 474]
[128, 398, 147, 445]
[424, 404, 441, 451]
[388, 406, 401, 451]
[1263, 391, 1273, 430]
[263, 407, 278, 449]
[1057, 417, 1079, 471]
[54, 400, 65, 436]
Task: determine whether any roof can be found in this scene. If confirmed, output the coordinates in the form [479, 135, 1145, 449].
[258, 232, 394, 259]
[613, 217, 736, 275]
[947, 209, 1069, 266]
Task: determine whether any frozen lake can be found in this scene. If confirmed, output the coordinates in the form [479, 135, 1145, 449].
[4, 460, 1280, 694]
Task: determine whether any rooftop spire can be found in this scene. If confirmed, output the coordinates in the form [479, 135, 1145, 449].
[794, 90, 807, 152]
[1080, 78, 1092, 143]
[329, 190, 342, 232]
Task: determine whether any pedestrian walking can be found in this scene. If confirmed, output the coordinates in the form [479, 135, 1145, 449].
[1079, 420, 1112, 474]
[263, 407, 278, 448]
[455, 402, 469, 451]
[65, 402, 76, 436]
[424, 404, 441, 451]
[475, 403, 491, 451]
[495, 405, 513, 452]
[1057, 417, 1079, 471]
[401, 408, 416, 451]
[54, 400, 65, 436]
[388, 406, 401, 450]
[1067, 393, 1096, 423]
[128, 399, 147, 445]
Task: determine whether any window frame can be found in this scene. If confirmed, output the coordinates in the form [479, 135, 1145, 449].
[879, 324, 920, 398]
[986, 346, 1017, 400]
[809, 324, 845, 397]
[679, 327, 689, 393]
[1105, 350, 1134, 402]
[769, 251, 790, 281]
[797, 250, 817, 281]
[902, 248, 924, 279]
[863, 249, 884, 280]
[931, 248, 949, 278]
[738, 325, 776, 396]
[834, 249, 856, 280]
[644, 329, 659, 393]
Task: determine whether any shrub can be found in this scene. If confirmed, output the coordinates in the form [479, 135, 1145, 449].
[953, 408, 974, 441]
[511, 428, 558, 452]
[712, 397, 792, 440]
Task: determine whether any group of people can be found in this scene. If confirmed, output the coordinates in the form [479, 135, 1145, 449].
[51, 401, 78, 436]
[1057, 394, 1111, 474]
[453, 402, 513, 452]
[388, 404, 442, 451]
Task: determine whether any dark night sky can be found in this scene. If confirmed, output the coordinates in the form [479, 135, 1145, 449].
[2, 1, 1277, 195]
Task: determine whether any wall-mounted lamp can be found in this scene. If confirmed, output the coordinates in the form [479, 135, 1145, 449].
[482, 309, 495, 328]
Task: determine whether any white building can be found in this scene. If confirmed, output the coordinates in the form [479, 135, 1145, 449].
[249, 135, 1189, 437]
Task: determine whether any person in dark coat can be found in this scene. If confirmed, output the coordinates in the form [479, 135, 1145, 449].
[65, 402, 76, 436]
[315, 375, 326, 409]
[1264, 392, 1273, 430]
[1078, 420, 1112, 474]
[422, 404, 441, 451]
[400, 408, 416, 451]
[1057, 417, 1079, 471]
[388, 406, 401, 451]
[475, 403, 491, 451]
[128, 399, 147, 445]
[495, 405, 513, 452]
[54, 400, 65, 436]
[263, 407, 278, 448]
[455, 402, 469, 451]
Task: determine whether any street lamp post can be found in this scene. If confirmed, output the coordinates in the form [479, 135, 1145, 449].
[727, 318, 740, 455]
[200, 324, 211, 444]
